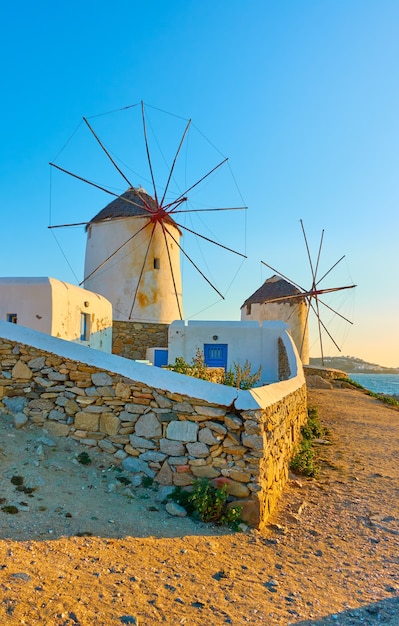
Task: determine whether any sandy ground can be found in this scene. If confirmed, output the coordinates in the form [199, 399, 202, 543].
[0, 386, 399, 625]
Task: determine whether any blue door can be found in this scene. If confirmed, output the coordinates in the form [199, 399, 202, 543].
[154, 349, 168, 367]
[204, 344, 228, 368]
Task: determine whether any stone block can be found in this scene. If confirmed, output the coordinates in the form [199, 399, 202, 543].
[198, 427, 219, 445]
[186, 442, 209, 458]
[227, 469, 252, 483]
[98, 439, 117, 453]
[157, 411, 178, 422]
[153, 391, 171, 408]
[154, 460, 173, 485]
[213, 477, 250, 498]
[168, 456, 188, 465]
[14, 412, 28, 429]
[140, 451, 167, 463]
[124, 403, 147, 414]
[115, 382, 131, 399]
[189, 458, 207, 466]
[135, 413, 162, 438]
[193, 405, 225, 418]
[129, 434, 156, 449]
[34, 377, 54, 388]
[27, 398, 53, 411]
[64, 399, 80, 415]
[91, 372, 113, 386]
[74, 411, 100, 431]
[45, 422, 70, 437]
[191, 465, 220, 479]
[159, 439, 185, 457]
[173, 472, 194, 486]
[48, 409, 65, 422]
[28, 356, 46, 369]
[48, 371, 67, 382]
[234, 498, 260, 526]
[124, 444, 140, 457]
[224, 414, 243, 430]
[166, 420, 198, 442]
[174, 402, 194, 414]
[242, 434, 264, 450]
[206, 421, 227, 435]
[122, 457, 155, 478]
[12, 361, 33, 380]
[100, 412, 120, 436]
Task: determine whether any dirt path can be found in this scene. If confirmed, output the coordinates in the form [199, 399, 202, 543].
[0, 387, 398, 625]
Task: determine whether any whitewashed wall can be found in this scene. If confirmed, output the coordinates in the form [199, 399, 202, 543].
[168, 320, 298, 384]
[0, 277, 112, 352]
[84, 216, 182, 324]
[241, 300, 309, 365]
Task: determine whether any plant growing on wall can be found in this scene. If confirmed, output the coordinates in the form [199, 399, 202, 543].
[290, 406, 324, 477]
[168, 478, 242, 529]
[224, 360, 262, 390]
[167, 351, 262, 389]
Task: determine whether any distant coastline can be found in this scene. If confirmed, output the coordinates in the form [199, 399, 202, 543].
[309, 356, 399, 376]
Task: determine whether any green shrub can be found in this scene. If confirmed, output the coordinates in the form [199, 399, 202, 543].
[166, 349, 209, 380]
[224, 360, 262, 390]
[169, 478, 242, 529]
[301, 405, 323, 440]
[167, 351, 262, 390]
[77, 451, 92, 465]
[290, 440, 319, 477]
[290, 406, 322, 477]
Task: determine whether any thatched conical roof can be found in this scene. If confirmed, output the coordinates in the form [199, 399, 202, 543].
[88, 187, 180, 230]
[242, 275, 304, 307]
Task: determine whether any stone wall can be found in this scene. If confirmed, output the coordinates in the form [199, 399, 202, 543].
[112, 321, 169, 360]
[0, 324, 307, 529]
[278, 337, 291, 381]
[304, 365, 348, 381]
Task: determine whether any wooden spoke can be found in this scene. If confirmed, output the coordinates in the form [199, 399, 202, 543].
[128, 223, 157, 320]
[83, 117, 133, 188]
[178, 223, 247, 258]
[79, 221, 151, 285]
[164, 224, 225, 300]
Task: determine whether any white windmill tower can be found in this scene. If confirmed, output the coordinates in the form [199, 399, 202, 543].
[84, 186, 183, 323]
[49, 102, 247, 332]
[241, 274, 309, 363]
[248, 220, 356, 366]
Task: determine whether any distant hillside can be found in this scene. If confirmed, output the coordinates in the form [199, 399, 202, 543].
[309, 356, 399, 375]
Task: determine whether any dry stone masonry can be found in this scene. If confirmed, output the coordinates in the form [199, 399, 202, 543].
[0, 329, 307, 529]
[112, 321, 168, 360]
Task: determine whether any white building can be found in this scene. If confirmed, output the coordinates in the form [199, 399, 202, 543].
[84, 187, 183, 324]
[240, 275, 309, 364]
[0, 277, 112, 352]
[168, 319, 300, 384]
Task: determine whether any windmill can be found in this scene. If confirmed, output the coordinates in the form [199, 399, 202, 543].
[48, 102, 247, 323]
[243, 220, 356, 366]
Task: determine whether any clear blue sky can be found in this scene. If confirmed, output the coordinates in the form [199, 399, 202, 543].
[1, 0, 398, 367]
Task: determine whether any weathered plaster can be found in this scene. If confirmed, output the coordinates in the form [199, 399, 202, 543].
[0, 278, 112, 352]
[84, 216, 182, 323]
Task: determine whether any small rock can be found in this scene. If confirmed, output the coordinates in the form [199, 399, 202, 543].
[366, 604, 380, 615]
[213, 570, 228, 580]
[11, 572, 31, 582]
[14, 412, 28, 429]
[264, 580, 279, 592]
[120, 616, 138, 625]
[37, 436, 56, 447]
[165, 502, 187, 517]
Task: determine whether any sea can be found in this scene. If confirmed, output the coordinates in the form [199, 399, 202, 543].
[350, 373, 399, 397]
